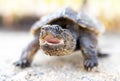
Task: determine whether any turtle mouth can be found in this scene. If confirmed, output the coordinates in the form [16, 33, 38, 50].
[40, 34, 64, 45]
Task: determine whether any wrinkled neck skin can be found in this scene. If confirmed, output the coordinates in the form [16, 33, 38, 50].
[39, 25, 77, 56]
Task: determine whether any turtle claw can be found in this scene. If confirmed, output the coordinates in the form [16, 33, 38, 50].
[14, 59, 31, 68]
[84, 58, 98, 71]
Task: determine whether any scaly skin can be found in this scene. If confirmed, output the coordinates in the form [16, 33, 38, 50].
[14, 25, 106, 71]
[40, 25, 76, 56]
[14, 7, 107, 70]
[77, 28, 98, 70]
[14, 36, 39, 68]
[14, 25, 76, 68]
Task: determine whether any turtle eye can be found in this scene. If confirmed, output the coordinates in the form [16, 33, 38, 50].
[56, 27, 63, 33]
[56, 27, 60, 31]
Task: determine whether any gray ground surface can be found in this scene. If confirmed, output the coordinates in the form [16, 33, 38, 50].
[0, 31, 120, 81]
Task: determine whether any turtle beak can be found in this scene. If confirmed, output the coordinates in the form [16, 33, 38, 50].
[44, 34, 61, 44]
[40, 33, 63, 44]
[40, 25, 64, 45]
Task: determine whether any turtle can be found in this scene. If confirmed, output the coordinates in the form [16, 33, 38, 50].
[14, 7, 107, 70]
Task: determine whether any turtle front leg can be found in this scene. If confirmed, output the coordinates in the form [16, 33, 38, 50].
[14, 36, 39, 68]
[78, 31, 98, 70]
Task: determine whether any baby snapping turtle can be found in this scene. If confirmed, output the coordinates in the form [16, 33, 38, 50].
[15, 8, 106, 70]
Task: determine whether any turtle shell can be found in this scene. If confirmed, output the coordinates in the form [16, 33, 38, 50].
[31, 7, 105, 36]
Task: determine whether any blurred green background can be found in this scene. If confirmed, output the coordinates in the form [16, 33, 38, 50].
[0, 0, 120, 32]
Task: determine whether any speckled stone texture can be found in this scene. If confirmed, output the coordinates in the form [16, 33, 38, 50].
[0, 31, 120, 81]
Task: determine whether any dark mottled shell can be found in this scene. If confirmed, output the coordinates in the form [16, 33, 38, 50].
[31, 7, 105, 36]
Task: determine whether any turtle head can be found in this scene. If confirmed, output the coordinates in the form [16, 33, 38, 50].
[39, 25, 76, 56]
